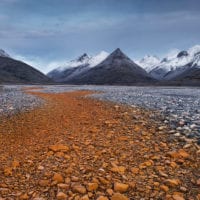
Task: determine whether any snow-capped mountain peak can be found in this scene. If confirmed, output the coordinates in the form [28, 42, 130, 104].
[136, 55, 160, 72]
[148, 45, 200, 80]
[55, 51, 109, 72]
[0, 49, 10, 58]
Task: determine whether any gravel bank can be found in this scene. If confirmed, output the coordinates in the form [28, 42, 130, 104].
[0, 85, 44, 117]
[32, 85, 200, 143]
[1, 85, 200, 143]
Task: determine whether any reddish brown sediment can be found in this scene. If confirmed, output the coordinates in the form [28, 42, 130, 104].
[0, 90, 199, 200]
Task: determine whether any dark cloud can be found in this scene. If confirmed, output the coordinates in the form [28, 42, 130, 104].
[0, 0, 200, 73]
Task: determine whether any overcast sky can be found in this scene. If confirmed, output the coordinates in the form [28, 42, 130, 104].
[0, 0, 200, 73]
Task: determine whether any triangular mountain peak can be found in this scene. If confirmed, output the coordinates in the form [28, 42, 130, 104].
[110, 48, 127, 58]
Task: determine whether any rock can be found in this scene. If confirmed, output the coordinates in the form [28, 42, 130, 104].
[180, 187, 187, 192]
[19, 193, 29, 200]
[4, 167, 12, 176]
[160, 185, 169, 192]
[172, 194, 185, 200]
[166, 179, 181, 187]
[49, 144, 69, 152]
[107, 189, 114, 196]
[97, 196, 109, 200]
[158, 171, 168, 178]
[71, 176, 79, 182]
[39, 180, 50, 187]
[38, 165, 44, 170]
[178, 149, 189, 158]
[57, 183, 70, 189]
[80, 195, 89, 200]
[12, 160, 20, 169]
[87, 182, 98, 191]
[53, 173, 64, 183]
[111, 166, 126, 174]
[131, 167, 139, 174]
[111, 193, 129, 200]
[72, 184, 86, 194]
[197, 178, 200, 186]
[57, 192, 67, 200]
[114, 182, 129, 193]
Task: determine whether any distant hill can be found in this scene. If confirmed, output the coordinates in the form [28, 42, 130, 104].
[0, 51, 52, 84]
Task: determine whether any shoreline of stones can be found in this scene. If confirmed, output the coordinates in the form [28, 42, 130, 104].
[0, 85, 200, 145]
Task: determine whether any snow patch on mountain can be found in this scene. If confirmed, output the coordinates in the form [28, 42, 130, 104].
[136, 55, 160, 72]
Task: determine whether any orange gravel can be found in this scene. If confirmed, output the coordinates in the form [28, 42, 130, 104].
[0, 90, 199, 200]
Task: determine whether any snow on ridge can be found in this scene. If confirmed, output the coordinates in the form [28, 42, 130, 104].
[137, 55, 160, 72]
[55, 51, 109, 72]
[188, 45, 200, 56]
[88, 51, 109, 67]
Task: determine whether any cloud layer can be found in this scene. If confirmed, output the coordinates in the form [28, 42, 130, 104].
[0, 0, 200, 73]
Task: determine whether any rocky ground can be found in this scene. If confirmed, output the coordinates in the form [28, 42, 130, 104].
[0, 86, 199, 200]
[29, 85, 200, 144]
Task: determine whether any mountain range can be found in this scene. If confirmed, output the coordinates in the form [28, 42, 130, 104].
[48, 45, 200, 85]
[0, 45, 200, 85]
[137, 45, 200, 85]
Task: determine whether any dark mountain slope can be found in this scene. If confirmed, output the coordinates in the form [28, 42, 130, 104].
[0, 56, 52, 84]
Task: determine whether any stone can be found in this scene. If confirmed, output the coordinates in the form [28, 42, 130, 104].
[197, 178, 200, 186]
[72, 184, 87, 194]
[38, 165, 44, 170]
[160, 185, 169, 192]
[12, 160, 20, 169]
[57, 192, 67, 200]
[97, 196, 109, 200]
[131, 167, 139, 174]
[4, 167, 12, 176]
[172, 194, 185, 200]
[180, 187, 187, 192]
[107, 189, 114, 196]
[19, 193, 29, 200]
[166, 179, 181, 187]
[111, 166, 126, 174]
[71, 176, 79, 182]
[39, 180, 50, 187]
[178, 149, 189, 158]
[49, 144, 69, 152]
[80, 195, 89, 200]
[111, 193, 129, 200]
[57, 183, 70, 189]
[87, 182, 98, 191]
[114, 182, 129, 193]
[53, 173, 64, 183]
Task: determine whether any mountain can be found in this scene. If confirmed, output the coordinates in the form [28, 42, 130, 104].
[62, 48, 156, 85]
[47, 51, 109, 82]
[136, 55, 160, 73]
[148, 45, 200, 81]
[0, 49, 10, 58]
[168, 51, 200, 85]
[0, 50, 52, 84]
